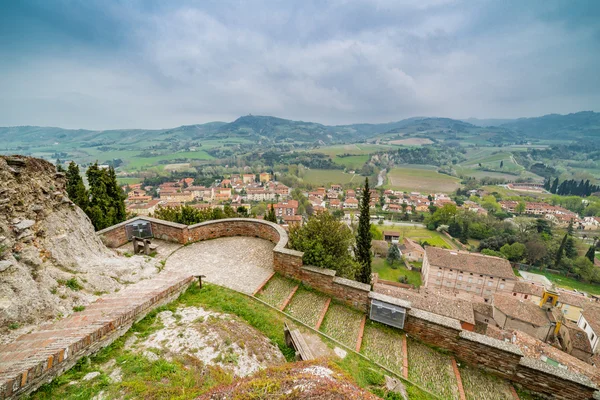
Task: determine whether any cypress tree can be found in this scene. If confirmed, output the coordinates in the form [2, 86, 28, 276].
[356, 178, 372, 284]
[265, 203, 277, 223]
[585, 246, 596, 263]
[550, 177, 559, 194]
[85, 162, 127, 230]
[565, 236, 578, 259]
[554, 233, 568, 269]
[66, 162, 89, 211]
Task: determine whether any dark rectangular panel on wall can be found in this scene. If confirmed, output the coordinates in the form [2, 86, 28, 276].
[126, 220, 153, 240]
[370, 299, 406, 329]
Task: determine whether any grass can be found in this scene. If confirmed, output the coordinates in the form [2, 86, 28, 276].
[302, 169, 358, 185]
[117, 177, 142, 185]
[319, 302, 364, 348]
[283, 286, 329, 327]
[30, 282, 439, 400]
[360, 321, 405, 375]
[385, 166, 460, 193]
[255, 274, 297, 308]
[528, 270, 600, 296]
[332, 154, 370, 169]
[407, 338, 459, 399]
[376, 225, 453, 249]
[372, 258, 422, 287]
[460, 364, 514, 400]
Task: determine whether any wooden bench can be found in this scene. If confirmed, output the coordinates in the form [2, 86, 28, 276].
[284, 322, 315, 361]
[132, 236, 159, 255]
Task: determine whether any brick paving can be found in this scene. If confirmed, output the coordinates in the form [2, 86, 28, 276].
[0, 272, 193, 399]
[165, 237, 275, 294]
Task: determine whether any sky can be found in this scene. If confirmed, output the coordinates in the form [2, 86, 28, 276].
[0, 0, 599, 130]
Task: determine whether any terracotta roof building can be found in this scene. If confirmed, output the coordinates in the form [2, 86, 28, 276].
[578, 305, 600, 354]
[422, 247, 517, 302]
[492, 294, 557, 341]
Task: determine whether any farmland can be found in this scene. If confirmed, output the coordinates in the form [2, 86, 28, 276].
[386, 165, 461, 193]
[389, 138, 433, 146]
[302, 169, 358, 186]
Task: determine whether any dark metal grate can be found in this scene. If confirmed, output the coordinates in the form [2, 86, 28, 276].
[370, 299, 406, 329]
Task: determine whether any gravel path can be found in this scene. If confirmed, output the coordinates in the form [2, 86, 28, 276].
[165, 237, 275, 294]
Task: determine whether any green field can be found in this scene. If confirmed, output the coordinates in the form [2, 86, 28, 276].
[302, 169, 359, 185]
[377, 225, 454, 249]
[372, 258, 422, 287]
[332, 155, 369, 169]
[385, 165, 460, 193]
[116, 177, 143, 185]
[530, 270, 600, 296]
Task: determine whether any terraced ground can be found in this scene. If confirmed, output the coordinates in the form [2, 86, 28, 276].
[319, 303, 364, 348]
[460, 364, 515, 400]
[407, 338, 460, 399]
[255, 275, 297, 308]
[255, 273, 520, 400]
[284, 287, 329, 327]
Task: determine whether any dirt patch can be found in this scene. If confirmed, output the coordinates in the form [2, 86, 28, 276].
[129, 306, 285, 377]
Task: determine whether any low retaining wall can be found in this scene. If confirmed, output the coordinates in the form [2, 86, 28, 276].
[0, 273, 194, 399]
[97, 217, 599, 399]
[369, 292, 598, 400]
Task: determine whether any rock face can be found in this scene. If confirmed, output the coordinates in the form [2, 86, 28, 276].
[0, 156, 160, 343]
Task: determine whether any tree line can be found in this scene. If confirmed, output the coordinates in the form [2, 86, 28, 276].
[544, 177, 600, 196]
[65, 162, 127, 231]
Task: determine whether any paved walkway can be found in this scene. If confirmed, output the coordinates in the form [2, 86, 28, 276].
[165, 237, 275, 294]
[0, 272, 193, 398]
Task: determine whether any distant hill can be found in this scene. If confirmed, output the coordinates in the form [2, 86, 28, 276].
[498, 111, 600, 139]
[461, 118, 515, 127]
[1, 111, 598, 150]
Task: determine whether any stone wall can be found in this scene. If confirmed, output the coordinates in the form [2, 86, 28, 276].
[96, 217, 599, 399]
[0, 274, 194, 399]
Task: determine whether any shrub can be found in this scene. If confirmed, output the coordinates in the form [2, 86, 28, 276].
[73, 305, 86, 312]
[65, 278, 83, 291]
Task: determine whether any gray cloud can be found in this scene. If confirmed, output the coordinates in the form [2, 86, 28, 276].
[0, 0, 598, 129]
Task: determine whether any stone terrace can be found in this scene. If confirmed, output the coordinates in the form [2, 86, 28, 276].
[0, 273, 194, 399]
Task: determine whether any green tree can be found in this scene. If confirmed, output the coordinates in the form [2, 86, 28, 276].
[515, 201, 526, 215]
[265, 203, 277, 223]
[500, 242, 526, 262]
[370, 224, 383, 240]
[85, 163, 127, 230]
[386, 244, 401, 267]
[585, 246, 596, 263]
[288, 212, 358, 279]
[65, 162, 89, 211]
[565, 236, 578, 259]
[554, 233, 568, 269]
[356, 178, 372, 284]
[573, 256, 598, 282]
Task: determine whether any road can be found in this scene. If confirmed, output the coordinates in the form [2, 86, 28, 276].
[376, 169, 386, 187]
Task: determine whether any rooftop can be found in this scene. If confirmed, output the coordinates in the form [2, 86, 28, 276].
[581, 305, 600, 334]
[493, 294, 551, 327]
[425, 247, 516, 279]
[373, 283, 475, 324]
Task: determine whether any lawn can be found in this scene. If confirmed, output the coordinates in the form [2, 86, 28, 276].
[376, 225, 454, 249]
[529, 270, 600, 296]
[302, 169, 358, 186]
[372, 258, 422, 287]
[386, 165, 461, 193]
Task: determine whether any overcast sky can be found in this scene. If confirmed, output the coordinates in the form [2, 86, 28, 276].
[1, 0, 599, 130]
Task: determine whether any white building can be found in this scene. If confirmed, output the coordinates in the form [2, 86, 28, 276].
[577, 305, 600, 353]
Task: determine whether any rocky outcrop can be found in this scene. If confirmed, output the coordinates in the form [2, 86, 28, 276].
[0, 156, 161, 343]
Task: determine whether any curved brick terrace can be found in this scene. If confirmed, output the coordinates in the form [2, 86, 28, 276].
[164, 237, 275, 294]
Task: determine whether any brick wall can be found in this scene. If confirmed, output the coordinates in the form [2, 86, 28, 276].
[0, 274, 194, 399]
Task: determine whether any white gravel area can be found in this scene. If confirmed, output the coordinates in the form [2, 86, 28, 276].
[164, 237, 274, 294]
